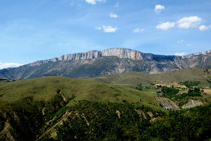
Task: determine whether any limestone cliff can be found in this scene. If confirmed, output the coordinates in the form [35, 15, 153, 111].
[0, 48, 210, 79]
[28, 47, 210, 67]
[31, 48, 178, 63]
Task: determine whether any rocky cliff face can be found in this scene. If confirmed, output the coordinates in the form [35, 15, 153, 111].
[28, 47, 211, 67]
[0, 48, 210, 79]
[30, 48, 179, 66]
[182, 50, 211, 59]
[102, 48, 145, 60]
[58, 50, 102, 61]
[57, 48, 146, 61]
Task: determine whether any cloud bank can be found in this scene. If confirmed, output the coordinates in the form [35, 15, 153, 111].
[0, 62, 23, 69]
[156, 16, 205, 31]
[156, 22, 175, 30]
[177, 16, 202, 29]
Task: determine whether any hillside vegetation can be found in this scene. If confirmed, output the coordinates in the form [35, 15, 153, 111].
[0, 76, 164, 140]
[50, 102, 211, 141]
[88, 68, 211, 87]
[0, 76, 159, 106]
[0, 70, 210, 140]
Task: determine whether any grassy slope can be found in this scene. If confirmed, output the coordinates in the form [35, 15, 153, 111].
[0, 70, 210, 140]
[87, 68, 211, 87]
[0, 76, 161, 110]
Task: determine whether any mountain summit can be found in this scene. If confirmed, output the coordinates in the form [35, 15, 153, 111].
[0, 48, 211, 79]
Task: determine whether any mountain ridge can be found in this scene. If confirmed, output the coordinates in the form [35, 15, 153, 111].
[27, 48, 211, 67]
[0, 48, 210, 79]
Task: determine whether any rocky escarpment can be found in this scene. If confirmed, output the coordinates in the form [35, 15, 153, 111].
[182, 50, 211, 59]
[182, 99, 204, 109]
[155, 97, 207, 110]
[33, 48, 211, 62]
[0, 48, 210, 79]
[156, 97, 180, 110]
[27, 48, 211, 69]
[28, 48, 178, 66]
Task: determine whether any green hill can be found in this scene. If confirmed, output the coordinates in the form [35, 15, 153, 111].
[0, 76, 163, 140]
[0, 76, 159, 106]
[0, 75, 210, 140]
[87, 68, 211, 87]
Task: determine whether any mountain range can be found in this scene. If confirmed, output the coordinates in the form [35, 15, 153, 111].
[0, 48, 211, 79]
[0, 48, 211, 140]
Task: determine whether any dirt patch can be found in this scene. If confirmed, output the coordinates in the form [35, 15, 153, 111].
[134, 109, 146, 119]
[116, 110, 121, 118]
[147, 112, 153, 118]
[150, 116, 163, 123]
[204, 89, 211, 94]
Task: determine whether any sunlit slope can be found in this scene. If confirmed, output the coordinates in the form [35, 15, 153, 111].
[0, 76, 159, 108]
[88, 68, 211, 87]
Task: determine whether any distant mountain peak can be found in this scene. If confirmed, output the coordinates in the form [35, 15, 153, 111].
[50, 47, 146, 63]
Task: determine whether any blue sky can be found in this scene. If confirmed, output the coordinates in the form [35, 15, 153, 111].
[0, 0, 211, 69]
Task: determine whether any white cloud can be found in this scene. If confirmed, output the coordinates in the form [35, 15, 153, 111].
[174, 52, 186, 56]
[178, 40, 184, 44]
[85, 0, 96, 5]
[156, 22, 175, 30]
[110, 13, 118, 18]
[114, 2, 119, 8]
[133, 28, 144, 33]
[103, 26, 118, 32]
[0, 62, 23, 69]
[187, 44, 192, 47]
[155, 4, 165, 14]
[177, 16, 202, 29]
[96, 27, 102, 30]
[199, 25, 209, 31]
[85, 0, 105, 5]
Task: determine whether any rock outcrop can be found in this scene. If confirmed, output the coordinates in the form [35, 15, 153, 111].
[28, 47, 211, 67]
[182, 99, 204, 109]
[29, 48, 178, 65]
[58, 50, 102, 61]
[156, 97, 180, 110]
[156, 98, 206, 110]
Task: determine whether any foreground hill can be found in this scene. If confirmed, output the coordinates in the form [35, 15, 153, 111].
[0, 76, 210, 140]
[0, 48, 210, 79]
[0, 76, 158, 106]
[0, 76, 162, 140]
